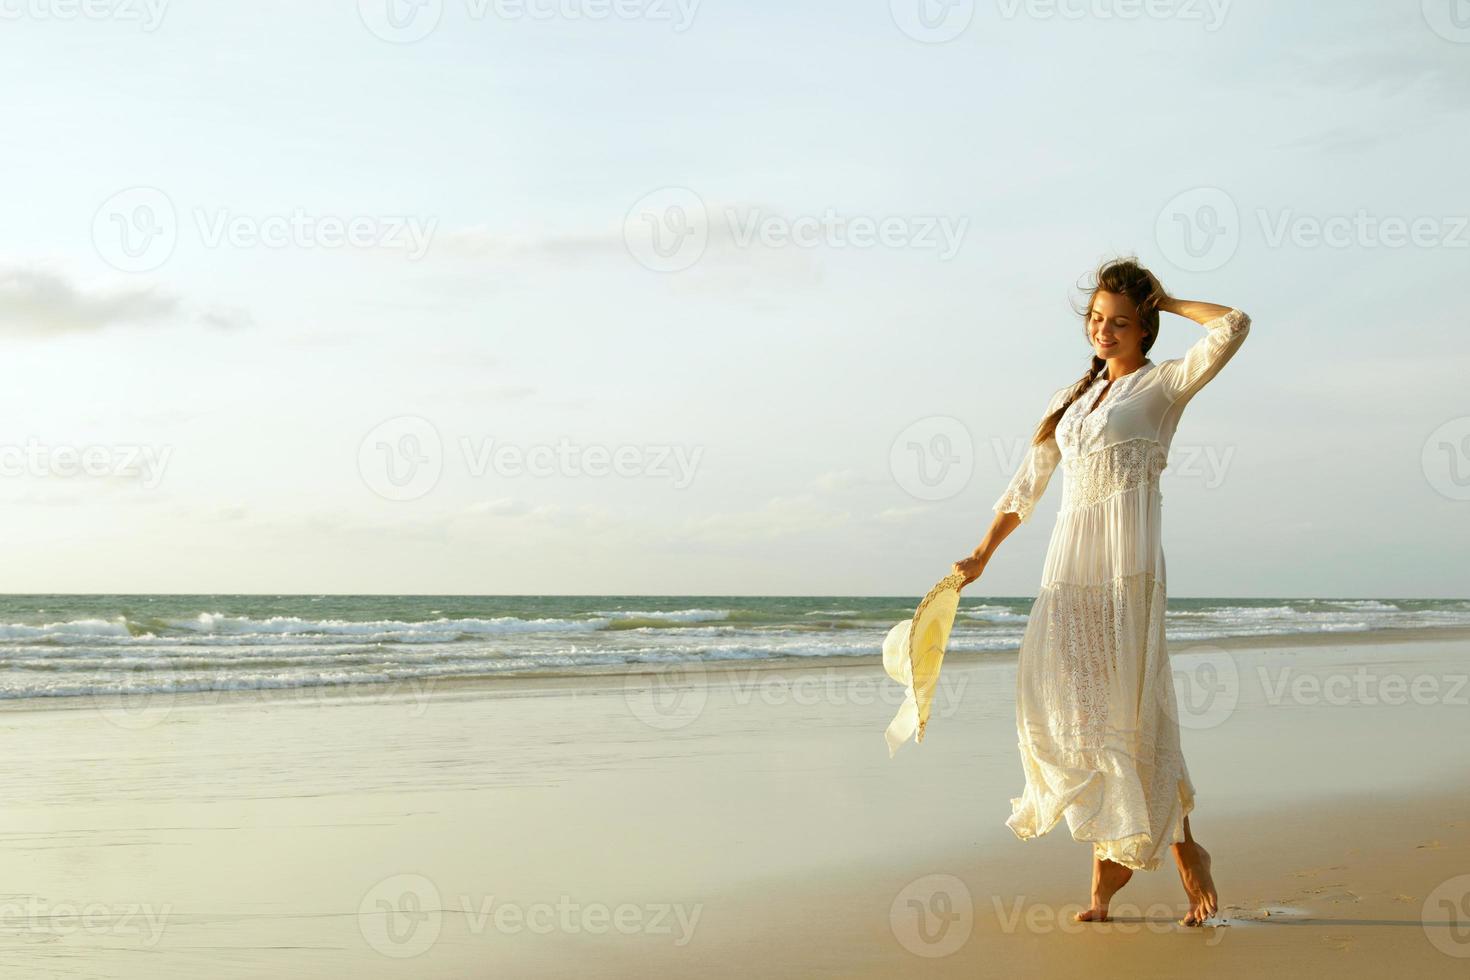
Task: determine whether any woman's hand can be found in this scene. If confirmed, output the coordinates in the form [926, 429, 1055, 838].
[1151, 276, 1177, 315]
[952, 553, 988, 588]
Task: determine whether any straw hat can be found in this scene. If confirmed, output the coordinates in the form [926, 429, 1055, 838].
[883, 570, 966, 758]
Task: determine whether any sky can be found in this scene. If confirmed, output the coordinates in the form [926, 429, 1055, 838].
[0, 0, 1467, 597]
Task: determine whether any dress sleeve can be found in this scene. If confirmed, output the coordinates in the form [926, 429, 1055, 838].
[992, 388, 1066, 525]
[1154, 308, 1251, 405]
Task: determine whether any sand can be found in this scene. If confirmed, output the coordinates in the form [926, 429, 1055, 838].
[1, 628, 1468, 978]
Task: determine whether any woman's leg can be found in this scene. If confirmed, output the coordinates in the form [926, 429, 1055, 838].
[1170, 816, 1218, 926]
[1074, 854, 1134, 922]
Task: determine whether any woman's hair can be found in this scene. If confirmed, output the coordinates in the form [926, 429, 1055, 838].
[1030, 255, 1167, 446]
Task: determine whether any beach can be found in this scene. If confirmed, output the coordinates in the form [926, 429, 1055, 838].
[7, 2, 1464, 977]
[2, 626, 1468, 978]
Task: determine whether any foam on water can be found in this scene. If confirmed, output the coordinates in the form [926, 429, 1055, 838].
[0, 595, 1463, 701]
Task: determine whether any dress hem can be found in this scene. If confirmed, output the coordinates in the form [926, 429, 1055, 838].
[1005, 775, 1196, 872]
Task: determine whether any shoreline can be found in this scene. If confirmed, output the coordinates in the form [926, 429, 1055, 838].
[3, 623, 1467, 717]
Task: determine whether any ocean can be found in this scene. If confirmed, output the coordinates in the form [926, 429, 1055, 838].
[0, 594, 1466, 702]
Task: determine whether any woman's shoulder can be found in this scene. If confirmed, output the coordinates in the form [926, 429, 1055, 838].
[1046, 382, 1075, 411]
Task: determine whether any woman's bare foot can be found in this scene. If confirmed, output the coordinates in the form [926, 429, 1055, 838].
[1074, 857, 1134, 922]
[1171, 839, 1217, 926]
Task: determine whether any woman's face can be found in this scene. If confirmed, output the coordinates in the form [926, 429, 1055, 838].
[1087, 290, 1149, 361]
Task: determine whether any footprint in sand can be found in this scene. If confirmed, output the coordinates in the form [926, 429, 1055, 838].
[1315, 889, 1361, 904]
[1239, 905, 1305, 921]
[1289, 864, 1348, 878]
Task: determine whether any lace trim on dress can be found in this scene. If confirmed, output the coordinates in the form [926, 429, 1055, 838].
[992, 438, 1060, 525]
[1060, 437, 1167, 513]
[994, 479, 1039, 524]
[1212, 308, 1250, 332]
[1055, 363, 1155, 453]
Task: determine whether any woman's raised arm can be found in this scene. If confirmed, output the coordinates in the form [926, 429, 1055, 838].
[1153, 298, 1251, 405]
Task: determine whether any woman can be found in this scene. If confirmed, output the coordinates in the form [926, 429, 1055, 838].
[952, 257, 1250, 928]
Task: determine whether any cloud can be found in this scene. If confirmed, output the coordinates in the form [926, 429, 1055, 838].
[810, 469, 866, 493]
[1272, 125, 1395, 154]
[0, 267, 177, 335]
[681, 494, 853, 544]
[1321, 44, 1470, 105]
[196, 306, 254, 330]
[874, 504, 931, 524]
[216, 499, 595, 545]
[0, 265, 257, 337]
[1275, 22, 1470, 121]
[432, 202, 827, 296]
[438, 226, 622, 263]
[1263, 21, 1470, 155]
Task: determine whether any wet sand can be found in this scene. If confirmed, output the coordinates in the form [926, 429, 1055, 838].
[2, 628, 1467, 977]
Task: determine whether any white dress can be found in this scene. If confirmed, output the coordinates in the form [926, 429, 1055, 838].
[992, 308, 1251, 871]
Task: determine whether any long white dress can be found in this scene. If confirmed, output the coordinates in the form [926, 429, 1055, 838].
[992, 308, 1251, 871]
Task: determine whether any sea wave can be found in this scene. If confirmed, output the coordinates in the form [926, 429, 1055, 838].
[0, 596, 1465, 702]
[175, 613, 606, 636]
[958, 605, 1030, 624]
